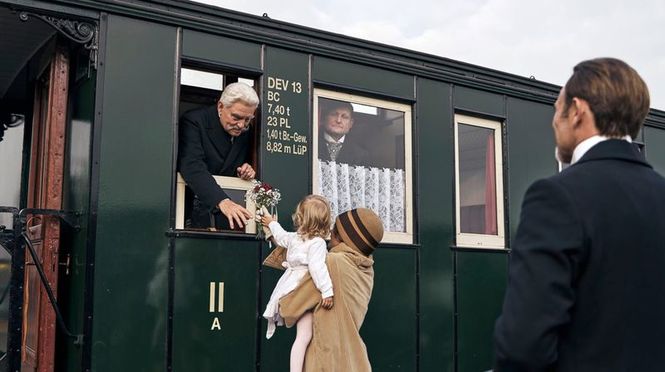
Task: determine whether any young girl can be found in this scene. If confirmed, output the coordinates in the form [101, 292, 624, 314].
[261, 195, 334, 372]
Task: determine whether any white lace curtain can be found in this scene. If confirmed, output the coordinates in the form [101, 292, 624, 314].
[317, 160, 406, 232]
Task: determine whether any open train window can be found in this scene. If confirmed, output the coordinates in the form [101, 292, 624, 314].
[312, 89, 413, 244]
[175, 65, 259, 233]
[454, 114, 505, 249]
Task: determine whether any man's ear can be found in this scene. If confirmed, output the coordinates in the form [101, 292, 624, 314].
[216, 101, 225, 118]
[569, 97, 587, 128]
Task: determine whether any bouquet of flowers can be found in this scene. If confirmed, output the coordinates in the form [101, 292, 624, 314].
[245, 180, 281, 239]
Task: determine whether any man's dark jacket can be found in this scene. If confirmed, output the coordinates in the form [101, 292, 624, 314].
[494, 139, 665, 371]
[178, 105, 250, 228]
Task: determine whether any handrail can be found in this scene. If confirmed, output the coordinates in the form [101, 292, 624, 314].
[0, 205, 85, 362]
[21, 232, 83, 344]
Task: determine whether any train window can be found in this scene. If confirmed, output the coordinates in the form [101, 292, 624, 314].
[175, 65, 259, 232]
[454, 114, 505, 248]
[312, 89, 413, 244]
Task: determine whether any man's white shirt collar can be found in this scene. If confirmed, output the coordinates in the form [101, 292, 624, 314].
[570, 134, 632, 165]
[323, 132, 345, 144]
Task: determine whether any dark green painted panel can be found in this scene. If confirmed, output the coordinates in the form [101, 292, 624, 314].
[645, 126, 665, 175]
[313, 56, 414, 100]
[417, 78, 455, 371]
[182, 29, 261, 70]
[505, 97, 556, 241]
[92, 15, 176, 372]
[172, 238, 260, 371]
[59, 72, 95, 372]
[363, 248, 417, 371]
[453, 98, 553, 372]
[259, 46, 311, 372]
[258, 263, 292, 371]
[454, 86, 504, 117]
[455, 251, 507, 372]
[260, 46, 310, 221]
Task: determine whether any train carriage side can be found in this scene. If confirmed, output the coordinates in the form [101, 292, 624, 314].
[88, 13, 555, 371]
[1, 1, 665, 372]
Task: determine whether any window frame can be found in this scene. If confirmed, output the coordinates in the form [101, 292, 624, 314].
[454, 113, 506, 249]
[174, 63, 260, 234]
[312, 88, 414, 245]
[175, 173, 257, 234]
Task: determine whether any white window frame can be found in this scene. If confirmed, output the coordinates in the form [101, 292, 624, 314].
[454, 114, 505, 249]
[175, 173, 257, 234]
[312, 88, 414, 244]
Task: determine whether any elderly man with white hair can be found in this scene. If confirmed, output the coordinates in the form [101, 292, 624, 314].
[178, 82, 259, 230]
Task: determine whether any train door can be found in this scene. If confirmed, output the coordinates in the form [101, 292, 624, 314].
[22, 43, 69, 372]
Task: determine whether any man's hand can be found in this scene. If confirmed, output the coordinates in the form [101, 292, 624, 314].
[218, 198, 252, 229]
[236, 163, 255, 180]
[321, 296, 334, 310]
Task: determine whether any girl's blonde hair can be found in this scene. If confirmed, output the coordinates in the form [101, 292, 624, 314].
[292, 195, 332, 240]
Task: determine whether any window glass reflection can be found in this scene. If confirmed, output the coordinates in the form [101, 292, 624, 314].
[314, 92, 412, 242]
[317, 97, 405, 169]
[458, 124, 497, 235]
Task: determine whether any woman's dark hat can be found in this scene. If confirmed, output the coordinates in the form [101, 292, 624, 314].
[334, 208, 384, 256]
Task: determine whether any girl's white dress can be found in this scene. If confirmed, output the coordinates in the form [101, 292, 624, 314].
[263, 221, 333, 339]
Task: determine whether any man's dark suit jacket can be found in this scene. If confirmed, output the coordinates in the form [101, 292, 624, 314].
[494, 139, 665, 371]
[178, 105, 250, 228]
[318, 132, 369, 166]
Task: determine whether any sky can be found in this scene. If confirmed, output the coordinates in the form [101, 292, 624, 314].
[192, 0, 665, 111]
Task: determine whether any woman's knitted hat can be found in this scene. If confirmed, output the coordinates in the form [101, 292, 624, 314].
[334, 208, 384, 256]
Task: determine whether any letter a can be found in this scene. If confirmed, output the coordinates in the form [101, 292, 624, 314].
[211, 317, 221, 330]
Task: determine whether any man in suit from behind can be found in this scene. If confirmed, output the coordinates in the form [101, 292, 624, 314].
[178, 82, 258, 230]
[494, 58, 665, 371]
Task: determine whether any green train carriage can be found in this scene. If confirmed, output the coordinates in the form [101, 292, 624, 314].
[0, 1, 664, 371]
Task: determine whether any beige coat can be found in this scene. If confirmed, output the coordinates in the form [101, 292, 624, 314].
[279, 242, 374, 372]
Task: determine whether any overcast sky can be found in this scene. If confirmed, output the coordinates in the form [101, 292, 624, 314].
[192, 0, 665, 110]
